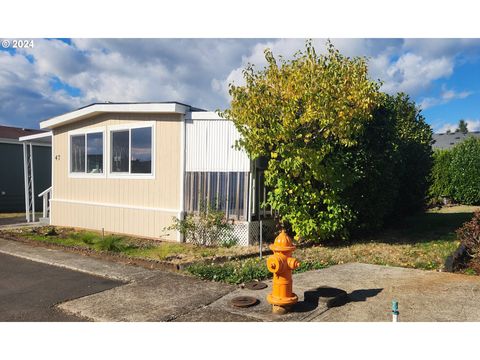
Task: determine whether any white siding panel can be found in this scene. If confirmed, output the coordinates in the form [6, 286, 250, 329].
[185, 118, 251, 172]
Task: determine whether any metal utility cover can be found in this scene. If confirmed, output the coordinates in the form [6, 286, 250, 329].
[230, 296, 259, 308]
[244, 281, 268, 290]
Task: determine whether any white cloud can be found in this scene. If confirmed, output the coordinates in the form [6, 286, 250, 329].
[419, 85, 472, 110]
[467, 120, 480, 131]
[3, 38, 480, 129]
[214, 38, 460, 102]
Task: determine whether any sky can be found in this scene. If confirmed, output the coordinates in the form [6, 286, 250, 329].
[1, 38, 480, 133]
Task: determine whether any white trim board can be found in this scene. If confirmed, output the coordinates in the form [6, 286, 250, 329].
[0, 138, 51, 147]
[188, 111, 224, 120]
[40, 103, 189, 130]
[51, 199, 179, 213]
[18, 131, 52, 142]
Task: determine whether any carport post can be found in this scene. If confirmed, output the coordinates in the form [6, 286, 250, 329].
[23, 143, 29, 222]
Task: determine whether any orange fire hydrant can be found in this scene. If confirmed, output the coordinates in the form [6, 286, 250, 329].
[266, 230, 300, 314]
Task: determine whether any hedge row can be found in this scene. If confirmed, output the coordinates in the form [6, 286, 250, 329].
[430, 137, 480, 205]
[344, 93, 433, 234]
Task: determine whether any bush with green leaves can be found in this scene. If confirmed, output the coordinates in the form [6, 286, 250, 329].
[97, 235, 129, 252]
[224, 41, 382, 241]
[185, 257, 330, 284]
[165, 202, 237, 246]
[430, 137, 480, 205]
[429, 149, 454, 201]
[224, 40, 432, 242]
[450, 137, 480, 204]
[344, 93, 432, 233]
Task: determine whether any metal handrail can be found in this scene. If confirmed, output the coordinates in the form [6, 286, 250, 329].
[38, 186, 52, 197]
[38, 186, 52, 219]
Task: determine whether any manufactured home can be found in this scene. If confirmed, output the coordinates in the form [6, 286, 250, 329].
[32, 102, 275, 246]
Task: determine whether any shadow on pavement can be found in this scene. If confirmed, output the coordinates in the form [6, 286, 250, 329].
[293, 286, 383, 313]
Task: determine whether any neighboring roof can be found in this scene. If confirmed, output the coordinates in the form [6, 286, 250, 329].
[0, 125, 46, 142]
[40, 102, 207, 130]
[432, 131, 480, 150]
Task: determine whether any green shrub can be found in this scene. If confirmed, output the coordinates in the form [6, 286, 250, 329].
[225, 40, 433, 242]
[345, 93, 433, 234]
[165, 201, 234, 246]
[186, 258, 331, 284]
[429, 149, 454, 200]
[186, 258, 270, 284]
[450, 137, 480, 205]
[71, 231, 97, 245]
[431, 137, 480, 205]
[97, 235, 127, 252]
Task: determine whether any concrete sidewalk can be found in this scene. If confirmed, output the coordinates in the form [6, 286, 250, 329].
[192, 263, 480, 322]
[0, 238, 234, 321]
[3, 237, 480, 322]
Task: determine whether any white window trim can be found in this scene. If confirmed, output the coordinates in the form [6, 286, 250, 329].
[107, 122, 156, 180]
[68, 127, 106, 178]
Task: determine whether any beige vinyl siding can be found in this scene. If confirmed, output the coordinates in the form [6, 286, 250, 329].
[50, 112, 182, 241]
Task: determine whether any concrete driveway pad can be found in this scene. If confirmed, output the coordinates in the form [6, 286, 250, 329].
[190, 263, 480, 322]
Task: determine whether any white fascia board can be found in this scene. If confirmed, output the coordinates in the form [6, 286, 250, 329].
[0, 137, 51, 147]
[18, 131, 52, 142]
[40, 103, 189, 130]
[188, 111, 225, 120]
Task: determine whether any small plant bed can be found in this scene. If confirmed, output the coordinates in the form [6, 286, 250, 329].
[186, 257, 333, 284]
[185, 205, 478, 284]
[0, 226, 265, 268]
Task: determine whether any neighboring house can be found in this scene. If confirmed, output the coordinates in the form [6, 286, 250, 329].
[36, 102, 274, 246]
[432, 131, 480, 150]
[0, 125, 51, 213]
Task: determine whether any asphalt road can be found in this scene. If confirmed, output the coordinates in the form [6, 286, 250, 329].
[0, 216, 27, 226]
[0, 253, 123, 321]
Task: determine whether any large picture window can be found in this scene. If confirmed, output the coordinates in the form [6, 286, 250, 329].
[110, 126, 153, 175]
[70, 131, 104, 174]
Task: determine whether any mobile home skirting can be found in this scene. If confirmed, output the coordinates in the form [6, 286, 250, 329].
[50, 199, 179, 241]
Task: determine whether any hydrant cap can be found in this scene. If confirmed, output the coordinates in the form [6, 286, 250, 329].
[270, 230, 296, 252]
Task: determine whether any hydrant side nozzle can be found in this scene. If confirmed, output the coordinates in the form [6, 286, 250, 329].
[287, 257, 300, 270]
[267, 255, 284, 274]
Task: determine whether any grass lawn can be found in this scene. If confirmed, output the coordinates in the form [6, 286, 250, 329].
[0, 226, 261, 264]
[186, 205, 479, 284]
[0, 205, 476, 283]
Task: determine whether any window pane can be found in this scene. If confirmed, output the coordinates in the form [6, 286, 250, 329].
[111, 130, 129, 172]
[131, 127, 152, 174]
[87, 132, 103, 173]
[71, 135, 85, 173]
